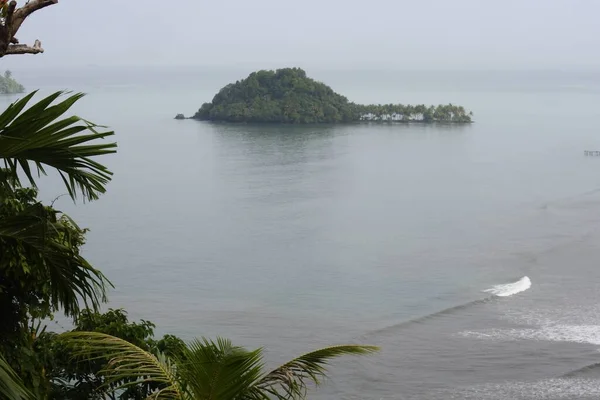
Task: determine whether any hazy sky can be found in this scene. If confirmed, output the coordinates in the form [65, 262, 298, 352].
[3, 0, 599, 70]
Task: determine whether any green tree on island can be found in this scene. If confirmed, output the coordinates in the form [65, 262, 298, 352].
[194, 68, 473, 124]
[0, 70, 25, 94]
[0, 2, 378, 400]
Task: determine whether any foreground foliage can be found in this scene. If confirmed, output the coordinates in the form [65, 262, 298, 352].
[0, 91, 117, 397]
[42, 309, 185, 399]
[0, 354, 33, 400]
[194, 68, 473, 124]
[63, 331, 378, 400]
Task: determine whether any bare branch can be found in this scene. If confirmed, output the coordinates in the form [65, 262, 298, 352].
[6, 1, 17, 25]
[11, 0, 58, 38]
[5, 40, 43, 55]
[0, 0, 57, 57]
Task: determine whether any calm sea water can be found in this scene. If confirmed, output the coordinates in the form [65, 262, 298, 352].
[8, 66, 600, 399]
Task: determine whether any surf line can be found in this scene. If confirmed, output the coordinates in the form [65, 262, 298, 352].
[561, 362, 600, 378]
[361, 276, 532, 338]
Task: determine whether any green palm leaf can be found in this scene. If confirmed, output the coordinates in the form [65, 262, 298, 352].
[60, 332, 378, 400]
[255, 345, 379, 400]
[0, 202, 109, 315]
[177, 337, 265, 400]
[60, 331, 184, 400]
[0, 91, 117, 201]
[0, 353, 34, 400]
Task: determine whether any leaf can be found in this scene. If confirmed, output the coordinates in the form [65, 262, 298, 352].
[0, 91, 117, 201]
[255, 345, 379, 400]
[0, 91, 37, 130]
[58, 333, 378, 400]
[0, 202, 109, 316]
[177, 337, 265, 400]
[0, 353, 34, 400]
[59, 332, 183, 400]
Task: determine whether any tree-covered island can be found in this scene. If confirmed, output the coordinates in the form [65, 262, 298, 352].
[0, 70, 24, 94]
[193, 68, 473, 124]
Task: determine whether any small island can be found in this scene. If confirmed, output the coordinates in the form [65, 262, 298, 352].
[192, 68, 473, 124]
[0, 70, 25, 94]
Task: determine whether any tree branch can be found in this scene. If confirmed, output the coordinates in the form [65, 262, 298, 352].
[6, 1, 17, 25]
[11, 0, 58, 38]
[5, 40, 43, 55]
[0, 0, 57, 57]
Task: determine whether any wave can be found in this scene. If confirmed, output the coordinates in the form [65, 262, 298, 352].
[483, 276, 531, 297]
[562, 362, 600, 378]
[448, 378, 600, 400]
[460, 324, 600, 346]
[364, 277, 532, 337]
[364, 298, 494, 337]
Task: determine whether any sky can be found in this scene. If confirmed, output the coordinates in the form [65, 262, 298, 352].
[3, 0, 600, 70]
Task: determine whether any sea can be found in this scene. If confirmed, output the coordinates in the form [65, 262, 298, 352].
[6, 66, 600, 399]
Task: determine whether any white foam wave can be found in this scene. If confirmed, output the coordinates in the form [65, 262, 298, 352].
[459, 324, 600, 346]
[483, 276, 531, 297]
[449, 378, 600, 399]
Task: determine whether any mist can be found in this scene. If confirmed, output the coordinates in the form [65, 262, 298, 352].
[1, 0, 599, 71]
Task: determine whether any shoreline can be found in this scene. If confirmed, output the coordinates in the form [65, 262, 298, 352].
[176, 115, 474, 125]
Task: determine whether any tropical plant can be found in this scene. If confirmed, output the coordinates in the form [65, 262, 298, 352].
[0, 90, 117, 322]
[0, 90, 117, 199]
[62, 331, 378, 400]
[0, 90, 117, 396]
[0, 354, 33, 400]
[43, 309, 187, 399]
[0, 90, 116, 317]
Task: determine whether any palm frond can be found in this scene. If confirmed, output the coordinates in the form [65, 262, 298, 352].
[176, 337, 265, 400]
[0, 353, 34, 400]
[0, 91, 117, 201]
[255, 345, 379, 400]
[60, 332, 184, 400]
[0, 202, 109, 315]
